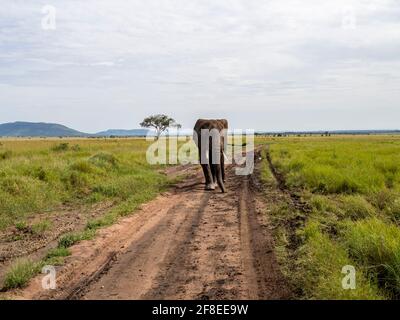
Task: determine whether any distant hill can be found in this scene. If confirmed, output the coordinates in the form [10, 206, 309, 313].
[0, 122, 87, 137]
[95, 129, 151, 137]
[1, 121, 399, 138]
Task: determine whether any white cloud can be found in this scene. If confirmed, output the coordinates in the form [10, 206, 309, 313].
[0, 0, 400, 131]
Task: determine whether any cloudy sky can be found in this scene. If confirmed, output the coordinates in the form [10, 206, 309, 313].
[1, 0, 400, 132]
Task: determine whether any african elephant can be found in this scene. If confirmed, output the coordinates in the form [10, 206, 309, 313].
[193, 119, 228, 193]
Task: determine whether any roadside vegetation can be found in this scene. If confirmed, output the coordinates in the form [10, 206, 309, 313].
[0, 137, 173, 290]
[0, 138, 169, 230]
[260, 135, 400, 299]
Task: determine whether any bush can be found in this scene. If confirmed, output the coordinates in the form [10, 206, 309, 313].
[0, 150, 12, 160]
[89, 153, 118, 168]
[71, 144, 81, 152]
[33, 167, 47, 181]
[15, 221, 28, 231]
[70, 161, 96, 174]
[51, 143, 69, 152]
[63, 171, 89, 191]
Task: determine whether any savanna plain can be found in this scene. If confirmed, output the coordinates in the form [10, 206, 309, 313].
[0, 135, 399, 300]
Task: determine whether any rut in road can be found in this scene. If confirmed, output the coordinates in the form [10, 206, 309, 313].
[70, 159, 290, 300]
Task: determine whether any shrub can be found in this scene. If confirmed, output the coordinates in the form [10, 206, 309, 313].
[71, 144, 81, 152]
[89, 153, 119, 168]
[51, 143, 69, 152]
[70, 160, 96, 174]
[15, 221, 28, 232]
[63, 171, 89, 191]
[34, 167, 47, 181]
[0, 150, 12, 160]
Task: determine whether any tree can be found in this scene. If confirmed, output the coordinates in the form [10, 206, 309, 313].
[140, 114, 180, 139]
[175, 123, 182, 136]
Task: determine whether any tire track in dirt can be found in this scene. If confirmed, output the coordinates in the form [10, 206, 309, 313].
[78, 191, 211, 300]
[265, 145, 311, 214]
[265, 145, 310, 252]
[76, 155, 289, 300]
[9, 152, 290, 300]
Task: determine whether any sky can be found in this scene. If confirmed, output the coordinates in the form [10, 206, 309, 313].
[1, 0, 400, 133]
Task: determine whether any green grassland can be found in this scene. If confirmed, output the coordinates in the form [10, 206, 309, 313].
[2, 135, 400, 298]
[0, 138, 171, 230]
[259, 135, 400, 299]
[0, 137, 180, 290]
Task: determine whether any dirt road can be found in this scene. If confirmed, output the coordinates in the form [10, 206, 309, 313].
[14, 154, 290, 300]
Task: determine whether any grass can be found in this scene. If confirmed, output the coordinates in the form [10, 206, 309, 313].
[0, 137, 177, 290]
[0, 138, 170, 230]
[3, 247, 72, 290]
[3, 259, 43, 290]
[32, 219, 52, 234]
[296, 220, 382, 300]
[58, 229, 96, 248]
[342, 218, 400, 297]
[259, 135, 400, 299]
[45, 247, 71, 265]
[267, 136, 400, 194]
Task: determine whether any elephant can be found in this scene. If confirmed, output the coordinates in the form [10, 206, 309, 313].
[193, 119, 228, 193]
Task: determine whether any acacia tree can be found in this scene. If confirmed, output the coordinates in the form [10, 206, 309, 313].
[175, 123, 182, 136]
[140, 114, 180, 139]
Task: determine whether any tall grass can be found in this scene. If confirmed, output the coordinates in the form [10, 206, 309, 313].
[260, 135, 400, 300]
[0, 138, 169, 230]
[342, 218, 400, 297]
[269, 136, 400, 194]
[297, 220, 382, 300]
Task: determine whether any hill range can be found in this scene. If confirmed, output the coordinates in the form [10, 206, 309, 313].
[0, 122, 150, 137]
[0, 121, 399, 137]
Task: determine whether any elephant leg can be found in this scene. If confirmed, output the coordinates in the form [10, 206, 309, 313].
[220, 151, 225, 182]
[201, 164, 215, 190]
[198, 142, 215, 190]
[214, 164, 226, 193]
[209, 149, 217, 187]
